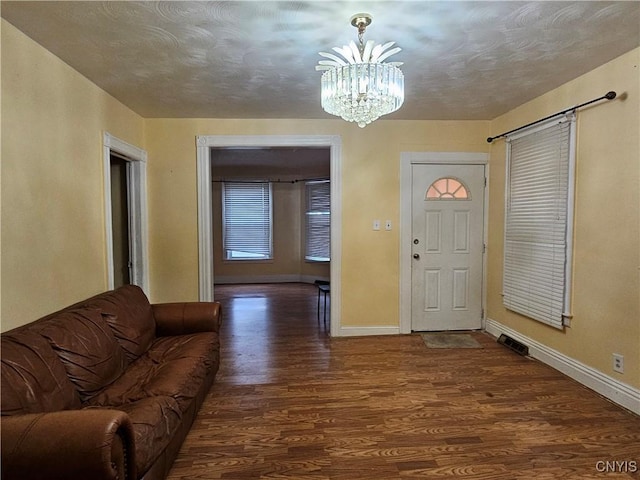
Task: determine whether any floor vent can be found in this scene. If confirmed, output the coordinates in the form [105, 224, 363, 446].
[497, 334, 529, 356]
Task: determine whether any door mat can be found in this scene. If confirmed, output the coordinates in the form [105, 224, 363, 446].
[421, 333, 482, 349]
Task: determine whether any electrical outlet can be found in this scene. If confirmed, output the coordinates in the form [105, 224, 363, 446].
[613, 353, 624, 373]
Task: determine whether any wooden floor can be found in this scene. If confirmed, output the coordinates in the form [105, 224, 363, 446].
[167, 283, 640, 480]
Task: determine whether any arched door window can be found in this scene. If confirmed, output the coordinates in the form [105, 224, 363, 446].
[425, 177, 470, 200]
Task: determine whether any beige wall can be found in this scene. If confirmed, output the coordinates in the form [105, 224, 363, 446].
[0, 20, 145, 331]
[144, 119, 491, 326]
[487, 47, 640, 388]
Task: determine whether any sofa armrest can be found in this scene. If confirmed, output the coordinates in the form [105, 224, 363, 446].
[1, 409, 135, 480]
[152, 302, 222, 336]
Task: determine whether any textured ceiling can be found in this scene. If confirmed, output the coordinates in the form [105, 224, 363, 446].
[2, 1, 639, 120]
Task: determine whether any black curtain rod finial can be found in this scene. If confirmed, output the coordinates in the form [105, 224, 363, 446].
[605, 91, 617, 100]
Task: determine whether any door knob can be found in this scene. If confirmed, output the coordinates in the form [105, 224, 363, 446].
[413, 253, 420, 259]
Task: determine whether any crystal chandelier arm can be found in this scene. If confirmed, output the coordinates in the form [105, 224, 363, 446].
[349, 41, 362, 63]
[375, 46, 402, 63]
[370, 41, 395, 62]
[318, 51, 348, 66]
[318, 60, 341, 67]
[332, 46, 355, 64]
[370, 44, 383, 62]
[362, 40, 374, 63]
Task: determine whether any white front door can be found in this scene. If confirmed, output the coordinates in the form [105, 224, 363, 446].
[411, 164, 485, 331]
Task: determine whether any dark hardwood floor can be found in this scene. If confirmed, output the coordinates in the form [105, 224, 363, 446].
[166, 283, 640, 479]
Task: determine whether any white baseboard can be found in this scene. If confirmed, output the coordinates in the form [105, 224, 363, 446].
[215, 275, 328, 285]
[336, 326, 400, 337]
[486, 318, 640, 415]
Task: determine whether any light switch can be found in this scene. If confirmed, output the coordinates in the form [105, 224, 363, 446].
[385, 220, 392, 230]
[373, 220, 381, 231]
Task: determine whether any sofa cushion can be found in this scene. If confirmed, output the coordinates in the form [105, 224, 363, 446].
[38, 308, 128, 402]
[86, 396, 182, 475]
[1, 331, 82, 415]
[87, 332, 219, 412]
[84, 285, 156, 362]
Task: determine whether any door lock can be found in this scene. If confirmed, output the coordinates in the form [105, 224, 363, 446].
[413, 253, 420, 259]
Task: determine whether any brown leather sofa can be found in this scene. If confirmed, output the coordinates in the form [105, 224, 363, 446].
[1, 285, 222, 480]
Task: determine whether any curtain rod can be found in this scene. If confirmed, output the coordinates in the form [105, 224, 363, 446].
[486, 91, 617, 143]
[211, 178, 329, 184]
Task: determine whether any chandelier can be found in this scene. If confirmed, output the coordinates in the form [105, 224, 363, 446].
[316, 13, 404, 128]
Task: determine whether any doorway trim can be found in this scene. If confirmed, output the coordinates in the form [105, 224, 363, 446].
[399, 152, 489, 334]
[196, 135, 342, 335]
[103, 132, 149, 294]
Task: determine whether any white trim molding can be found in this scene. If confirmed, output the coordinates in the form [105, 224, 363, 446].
[486, 318, 640, 415]
[214, 275, 329, 285]
[399, 152, 489, 334]
[196, 135, 342, 336]
[103, 132, 149, 295]
[338, 326, 400, 337]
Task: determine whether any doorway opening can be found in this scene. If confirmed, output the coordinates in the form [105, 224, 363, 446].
[196, 135, 342, 336]
[110, 153, 131, 287]
[210, 147, 330, 286]
[102, 132, 149, 293]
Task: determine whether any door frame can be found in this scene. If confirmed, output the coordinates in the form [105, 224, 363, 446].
[196, 135, 342, 336]
[399, 152, 489, 334]
[102, 132, 149, 293]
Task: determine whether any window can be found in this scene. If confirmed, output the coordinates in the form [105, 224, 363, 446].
[503, 115, 575, 329]
[426, 177, 470, 200]
[222, 182, 272, 260]
[305, 180, 330, 262]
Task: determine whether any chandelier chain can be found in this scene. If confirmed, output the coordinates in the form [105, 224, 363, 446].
[356, 19, 366, 54]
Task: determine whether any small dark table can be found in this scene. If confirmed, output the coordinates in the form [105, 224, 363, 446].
[315, 281, 330, 328]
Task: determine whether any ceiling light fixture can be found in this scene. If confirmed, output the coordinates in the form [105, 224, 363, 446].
[316, 13, 404, 128]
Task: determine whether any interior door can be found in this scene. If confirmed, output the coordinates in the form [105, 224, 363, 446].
[411, 164, 485, 331]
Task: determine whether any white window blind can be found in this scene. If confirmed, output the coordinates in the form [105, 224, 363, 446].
[503, 116, 575, 329]
[305, 180, 330, 262]
[222, 182, 272, 260]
